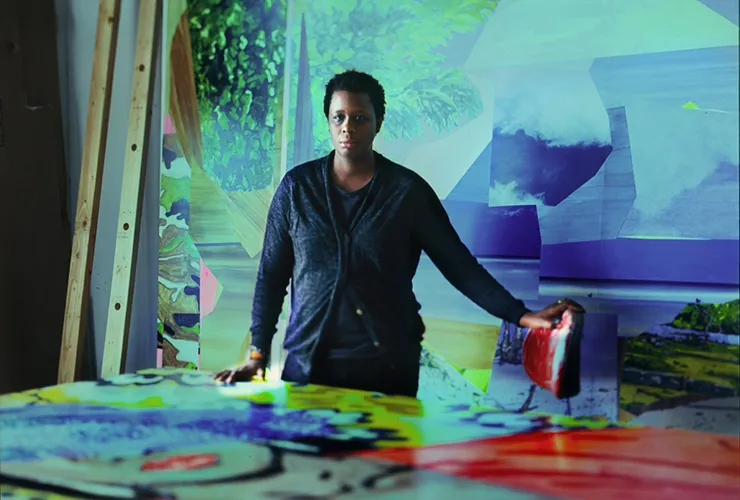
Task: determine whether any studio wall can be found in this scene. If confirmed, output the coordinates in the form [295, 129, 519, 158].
[158, 0, 739, 419]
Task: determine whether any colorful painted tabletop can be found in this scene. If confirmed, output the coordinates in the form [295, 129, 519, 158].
[0, 368, 738, 499]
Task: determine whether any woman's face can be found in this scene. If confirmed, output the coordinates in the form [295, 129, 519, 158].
[327, 91, 380, 161]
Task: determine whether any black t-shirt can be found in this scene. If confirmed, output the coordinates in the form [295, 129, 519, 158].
[321, 181, 379, 359]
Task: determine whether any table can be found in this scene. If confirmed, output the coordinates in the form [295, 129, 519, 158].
[1, 368, 738, 499]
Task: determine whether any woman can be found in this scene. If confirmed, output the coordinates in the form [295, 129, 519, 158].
[215, 70, 583, 396]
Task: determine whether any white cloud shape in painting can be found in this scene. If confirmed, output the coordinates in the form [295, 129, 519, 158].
[626, 105, 739, 217]
[493, 60, 612, 147]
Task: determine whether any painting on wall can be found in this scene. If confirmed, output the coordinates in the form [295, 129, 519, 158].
[619, 299, 740, 428]
[156, 0, 739, 425]
[482, 1, 739, 286]
[1, 369, 738, 500]
[281, 0, 739, 411]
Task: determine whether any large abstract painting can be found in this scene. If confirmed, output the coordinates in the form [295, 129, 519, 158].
[1, 369, 738, 499]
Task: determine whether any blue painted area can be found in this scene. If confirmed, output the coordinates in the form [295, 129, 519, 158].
[590, 48, 739, 241]
[166, 199, 190, 226]
[616, 103, 739, 240]
[540, 239, 740, 286]
[185, 282, 200, 309]
[414, 257, 540, 324]
[173, 313, 200, 330]
[441, 201, 541, 259]
[698, 0, 739, 25]
[489, 129, 612, 207]
[590, 45, 739, 111]
[0, 405, 390, 462]
[162, 146, 177, 170]
[446, 142, 492, 203]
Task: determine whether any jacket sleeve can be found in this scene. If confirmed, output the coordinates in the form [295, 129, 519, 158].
[411, 177, 530, 326]
[250, 177, 294, 356]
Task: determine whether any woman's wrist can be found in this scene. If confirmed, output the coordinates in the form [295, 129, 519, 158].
[248, 346, 266, 362]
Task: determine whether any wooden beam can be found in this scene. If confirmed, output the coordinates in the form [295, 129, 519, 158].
[58, 0, 122, 384]
[101, 0, 161, 377]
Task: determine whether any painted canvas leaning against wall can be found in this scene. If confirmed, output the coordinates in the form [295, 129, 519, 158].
[157, 0, 739, 420]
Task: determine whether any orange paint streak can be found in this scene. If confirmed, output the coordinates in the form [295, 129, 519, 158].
[358, 428, 740, 500]
[141, 453, 219, 472]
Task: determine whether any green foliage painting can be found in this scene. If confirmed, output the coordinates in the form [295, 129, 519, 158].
[290, 0, 498, 158]
[671, 300, 740, 335]
[189, 0, 287, 192]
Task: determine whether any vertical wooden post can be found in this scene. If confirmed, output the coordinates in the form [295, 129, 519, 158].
[58, 0, 122, 385]
[100, 0, 161, 377]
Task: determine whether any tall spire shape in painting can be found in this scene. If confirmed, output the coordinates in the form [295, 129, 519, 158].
[293, 14, 315, 167]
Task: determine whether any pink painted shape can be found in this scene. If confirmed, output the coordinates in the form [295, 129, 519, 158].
[164, 115, 176, 135]
[200, 258, 219, 318]
[156, 348, 163, 368]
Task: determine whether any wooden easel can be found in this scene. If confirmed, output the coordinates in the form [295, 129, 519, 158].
[58, 0, 161, 384]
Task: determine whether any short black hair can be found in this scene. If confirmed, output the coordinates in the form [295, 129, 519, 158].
[323, 70, 386, 125]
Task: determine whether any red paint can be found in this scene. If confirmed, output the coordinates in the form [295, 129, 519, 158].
[522, 310, 575, 396]
[141, 453, 219, 472]
[358, 428, 740, 500]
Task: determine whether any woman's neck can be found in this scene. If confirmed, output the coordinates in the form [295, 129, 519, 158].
[332, 152, 376, 191]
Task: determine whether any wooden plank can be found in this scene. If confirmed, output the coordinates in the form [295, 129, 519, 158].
[58, 0, 122, 384]
[100, 0, 161, 377]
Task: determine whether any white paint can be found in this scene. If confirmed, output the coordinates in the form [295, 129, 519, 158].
[162, 333, 199, 366]
[491, 60, 612, 147]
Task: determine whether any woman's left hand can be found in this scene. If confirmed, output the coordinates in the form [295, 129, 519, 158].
[519, 298, 586, 330]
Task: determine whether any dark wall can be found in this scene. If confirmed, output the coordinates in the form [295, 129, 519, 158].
[0, 0, 72, 394]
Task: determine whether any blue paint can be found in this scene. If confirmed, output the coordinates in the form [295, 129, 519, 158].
[166, 199, 190, 226]
[441, 201, 541, 259]
[540, 238, 740, 285]
[446, 142, 492, 204]
[490, 129, 612, 207]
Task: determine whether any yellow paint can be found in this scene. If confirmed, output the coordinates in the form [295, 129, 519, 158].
[0, 486, 77, 500]
[422, 317, 500, 370]
[620, 383, 689, 408]
[285, 384, 425, 447]
[619, 409, 636, 422]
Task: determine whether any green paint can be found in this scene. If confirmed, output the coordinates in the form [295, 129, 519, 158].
[188, 0, 287, 192]
[548, 414, 633, 430]
[671, 300, 740, 335]
[160, 175, 190, 213]
[289, 0, 497, 160]
[459, 368, 492, 393]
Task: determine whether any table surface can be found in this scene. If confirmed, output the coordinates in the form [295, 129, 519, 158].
[0, 368, 738, 500]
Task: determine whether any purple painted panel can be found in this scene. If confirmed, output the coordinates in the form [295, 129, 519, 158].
[441, 201, 541, 259]
[540, 239, 740, 285]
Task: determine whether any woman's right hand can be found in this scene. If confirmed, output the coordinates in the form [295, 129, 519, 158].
[214, 358, 267, 384]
